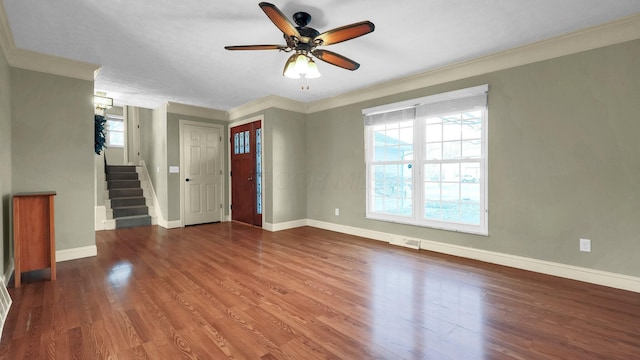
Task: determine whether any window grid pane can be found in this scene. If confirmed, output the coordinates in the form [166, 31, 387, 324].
[371, 163, 412, 216]
[373, 122, 414, 162]
[109, 131, 124, 147]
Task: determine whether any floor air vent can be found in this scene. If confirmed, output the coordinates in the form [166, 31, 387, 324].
[0, 279, 12, 339]
[389, 237, 421, 250]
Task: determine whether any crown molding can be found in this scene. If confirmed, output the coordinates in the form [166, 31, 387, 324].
[0, 0, 100, 81]
[167, 101, 228, 120]
[227, 95, 307, 121]
[306, 12, 640, 114]
[7, 47, 100, 81]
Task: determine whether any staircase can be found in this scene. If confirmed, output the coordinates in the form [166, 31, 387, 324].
[105, 165, 152, 229]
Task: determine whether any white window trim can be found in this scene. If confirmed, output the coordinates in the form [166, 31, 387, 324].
[363, 85, 489, 236]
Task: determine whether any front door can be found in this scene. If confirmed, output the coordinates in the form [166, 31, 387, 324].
[183, 123, 223, 225]
[231, 121, 262, 227]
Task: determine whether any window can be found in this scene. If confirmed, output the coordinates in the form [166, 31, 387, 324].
[106, 115, 124, 147]
[364, 85, 488, 235]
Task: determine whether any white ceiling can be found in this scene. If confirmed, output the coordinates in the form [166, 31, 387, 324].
[4, 0, 640, 110]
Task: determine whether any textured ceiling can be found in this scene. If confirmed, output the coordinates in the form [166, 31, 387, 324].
[4, 0, 640, 110]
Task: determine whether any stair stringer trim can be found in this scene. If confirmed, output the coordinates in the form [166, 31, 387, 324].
[139, 160, 169, 228]
[95, 205, 106, 231]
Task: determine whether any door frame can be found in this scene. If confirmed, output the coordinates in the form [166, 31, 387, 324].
[125, 106, 141, 165]
[179, 120, 224, 227]
[228, 115, 264, 225]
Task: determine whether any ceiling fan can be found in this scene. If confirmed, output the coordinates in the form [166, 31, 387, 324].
[225, 2, 375, 80]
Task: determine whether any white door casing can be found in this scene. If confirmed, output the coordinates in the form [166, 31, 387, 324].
[181, 122, 223, 225]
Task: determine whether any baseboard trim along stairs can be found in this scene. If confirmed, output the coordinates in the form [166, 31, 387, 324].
[105, 165, 152, 229]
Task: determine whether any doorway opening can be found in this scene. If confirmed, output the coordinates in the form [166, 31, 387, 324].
[230, 119, 262, 227]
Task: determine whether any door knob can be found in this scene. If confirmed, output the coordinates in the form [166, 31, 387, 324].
[186, 178, 191, 182]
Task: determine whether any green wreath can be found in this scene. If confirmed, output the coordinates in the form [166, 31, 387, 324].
[95, 114, 107, 155]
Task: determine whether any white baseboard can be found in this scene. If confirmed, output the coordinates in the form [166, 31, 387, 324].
[159, 220, 182, 229]
[417, 238, 640, 293]
[306, 219, 390, 242]
[264, 219, 308, 232]
[304, 219, 640, 293]
[95, 205, 106, 231]
[104, 219, 116, 230]
[56, 245, 98, 262]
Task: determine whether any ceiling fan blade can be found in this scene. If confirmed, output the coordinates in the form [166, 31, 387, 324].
[259, 2, 301, 39]
[314, 21, 375, 46]
[311, 49, 360, 71]
[225, 45, 284, 51]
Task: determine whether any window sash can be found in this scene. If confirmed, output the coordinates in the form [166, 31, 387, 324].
[364, 85, 488, 235]
[106, 116, 124, 147]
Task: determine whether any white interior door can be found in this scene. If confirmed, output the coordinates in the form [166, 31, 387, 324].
[183, 123, 222, 225]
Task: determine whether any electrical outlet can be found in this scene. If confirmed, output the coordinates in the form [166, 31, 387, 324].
[335, 208, 339, 216]
[580, 238, 591, 252]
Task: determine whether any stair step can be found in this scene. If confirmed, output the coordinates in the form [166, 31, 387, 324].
[110, 196, 146, 208]
[109, 188, 143, 198]
[116, 215, 151, 229]
[107, 180, 141, 189]
[113, 205, 148, 218]
[107, 165, 137, 173]
[107, 172, 139, 181]
[105, 164, 150, 229]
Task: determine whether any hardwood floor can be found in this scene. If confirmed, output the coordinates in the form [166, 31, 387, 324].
[1, 223, 639, 359]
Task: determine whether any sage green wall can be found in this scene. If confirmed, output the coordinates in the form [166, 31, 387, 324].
[138, 106, 168, 220]
[11, 68, 95, 251]
[306, 39, 640, 277]
[264, 108, 307, 224]
[166, 112, 228, 221]
[0, 48, 11, 276]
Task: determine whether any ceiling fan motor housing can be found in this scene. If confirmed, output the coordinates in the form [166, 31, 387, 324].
[292, 12, 320, 50]
[293, 11, 312, 27]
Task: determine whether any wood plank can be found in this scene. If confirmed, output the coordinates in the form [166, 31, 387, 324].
[1, 223, 639, 359]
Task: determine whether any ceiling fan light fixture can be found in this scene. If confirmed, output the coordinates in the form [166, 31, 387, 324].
[294, 53, 309, 74]
[283, 54, 301, 78]
[283, 52, 321, 80]
[305, 58, 321, 79]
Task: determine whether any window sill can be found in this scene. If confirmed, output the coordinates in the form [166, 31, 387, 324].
[366, 213, 488, 236]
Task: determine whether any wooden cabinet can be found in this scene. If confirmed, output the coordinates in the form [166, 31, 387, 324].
[13, 192, 56, 288]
